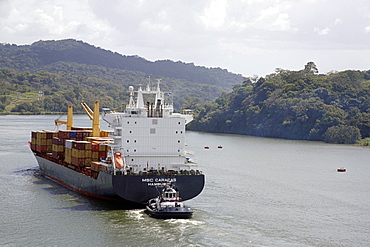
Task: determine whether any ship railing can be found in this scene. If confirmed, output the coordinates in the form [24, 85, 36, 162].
[111, 169, 203, 176]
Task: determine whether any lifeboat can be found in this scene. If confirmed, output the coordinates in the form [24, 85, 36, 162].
[337, 167, 346, 172]
[204, 146, 209, 149]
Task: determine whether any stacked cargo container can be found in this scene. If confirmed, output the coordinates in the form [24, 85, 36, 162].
[64, 140, 73, 164]
[52, 137, 64, 160]
[58, 130, 92, 141]
[31, 131, 37, 151]
[31, 129, 112, 175]
[31, 130, 58, 153]
[85, 137, 112, 162]
[71, 141, 92, 167]
[91, 161, 108, 172]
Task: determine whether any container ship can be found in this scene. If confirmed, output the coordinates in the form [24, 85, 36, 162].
[30, 81, 205, 206]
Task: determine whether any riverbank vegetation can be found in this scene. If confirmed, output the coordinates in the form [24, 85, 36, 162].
[2, 40, 369, 144]
[188, 62, 370, 144]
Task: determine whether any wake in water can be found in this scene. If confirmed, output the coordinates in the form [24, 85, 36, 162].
[126, 209, 146, 220]
[13, 166, 40, 176]
[125, 208, 204, 226]
[166, 218, 204, 226]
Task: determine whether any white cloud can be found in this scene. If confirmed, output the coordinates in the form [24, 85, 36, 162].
[140, 20, 171, 32]
[314, 27, 331, 35]
[0, 0, 115, 44]
[272, 13, 291, 31]
[334, 18, 343, 25]
[0, 0, 370, 77]
[200, 0, 228, 29]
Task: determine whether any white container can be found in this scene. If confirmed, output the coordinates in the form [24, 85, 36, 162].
[65, 140, 74, 149]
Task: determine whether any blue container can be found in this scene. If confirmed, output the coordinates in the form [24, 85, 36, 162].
[70, 131, 77, 138]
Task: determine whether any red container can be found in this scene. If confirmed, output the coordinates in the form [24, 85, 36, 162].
[71, 156, 79, 166]
[36, 145, 47, 153]
[31, 131, 38, 139]
[52, 151, 64, 160]
[72, 141, 91, 150]
[77, 158, 85, 166]
[58, 130, 71, 139]
[76, 130, 92, 139]
[71, 157, 89, 166]
[45, 131, 58, 139]
[98, 151, 107, 159]
[52, 137, 63, 145]
[91, 143, 99, 151]
[72, 127, 92, 131]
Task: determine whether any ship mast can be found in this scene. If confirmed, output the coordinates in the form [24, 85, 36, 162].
[136, 86, 145, 109]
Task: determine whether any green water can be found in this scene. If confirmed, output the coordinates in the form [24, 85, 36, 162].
[0, 115, 369, 246]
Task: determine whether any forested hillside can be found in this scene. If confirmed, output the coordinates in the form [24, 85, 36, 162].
[2, 39, 369, 143]
[188, 62, 370, 143]
[0, 39, 243, 89]
[0, 67, 224, 113]
[0, 39, 244, 113]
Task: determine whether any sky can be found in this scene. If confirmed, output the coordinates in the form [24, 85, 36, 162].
[1, 0, 370, 77]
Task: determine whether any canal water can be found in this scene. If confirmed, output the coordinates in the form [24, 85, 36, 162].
[0, 115, 369, 246]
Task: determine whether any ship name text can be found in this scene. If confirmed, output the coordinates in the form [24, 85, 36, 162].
[142, 177, 177, 186]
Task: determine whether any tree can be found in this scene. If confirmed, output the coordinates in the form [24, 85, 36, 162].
[303, 62, 319, 74]
[189, 63, 370, 142]
[324, 125, 361, 144]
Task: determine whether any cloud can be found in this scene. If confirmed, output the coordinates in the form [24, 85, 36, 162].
[0, 0, 115, 44]
[334, 18, 343, 25]
[200, 0, 228, 29]
[314, 27, 331, 35]
[0, 0, 370, 77]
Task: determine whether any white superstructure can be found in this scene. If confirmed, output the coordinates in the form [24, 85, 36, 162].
[102, 81, 194, 174]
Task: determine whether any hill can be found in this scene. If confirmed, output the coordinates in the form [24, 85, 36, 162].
[188, 62, 370, 143]
[0, 39, 243, 89]
[0, 39, 244, 113]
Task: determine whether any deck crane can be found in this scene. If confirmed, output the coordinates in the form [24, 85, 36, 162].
[80, 101, 101, 137]
[54, 106, 73, 130]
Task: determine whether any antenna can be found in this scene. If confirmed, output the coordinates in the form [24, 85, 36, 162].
[156, 79, 161, 89]
[147, 76, 151, 91]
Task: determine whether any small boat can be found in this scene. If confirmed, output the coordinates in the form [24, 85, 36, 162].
[145, 185, 193, 219]
[337, 167, 346, 172]
[217, 145, 223, 149]
[204, 146, 210, 149]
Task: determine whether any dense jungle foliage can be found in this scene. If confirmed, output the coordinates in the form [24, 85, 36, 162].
[0, 39, 243, 113]
[188, 62, 370, 143]
[0, 67, 224, 113]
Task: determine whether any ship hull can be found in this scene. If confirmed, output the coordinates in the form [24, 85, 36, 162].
[35, 155, 205, 205]
[112, 174, 205, 204]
